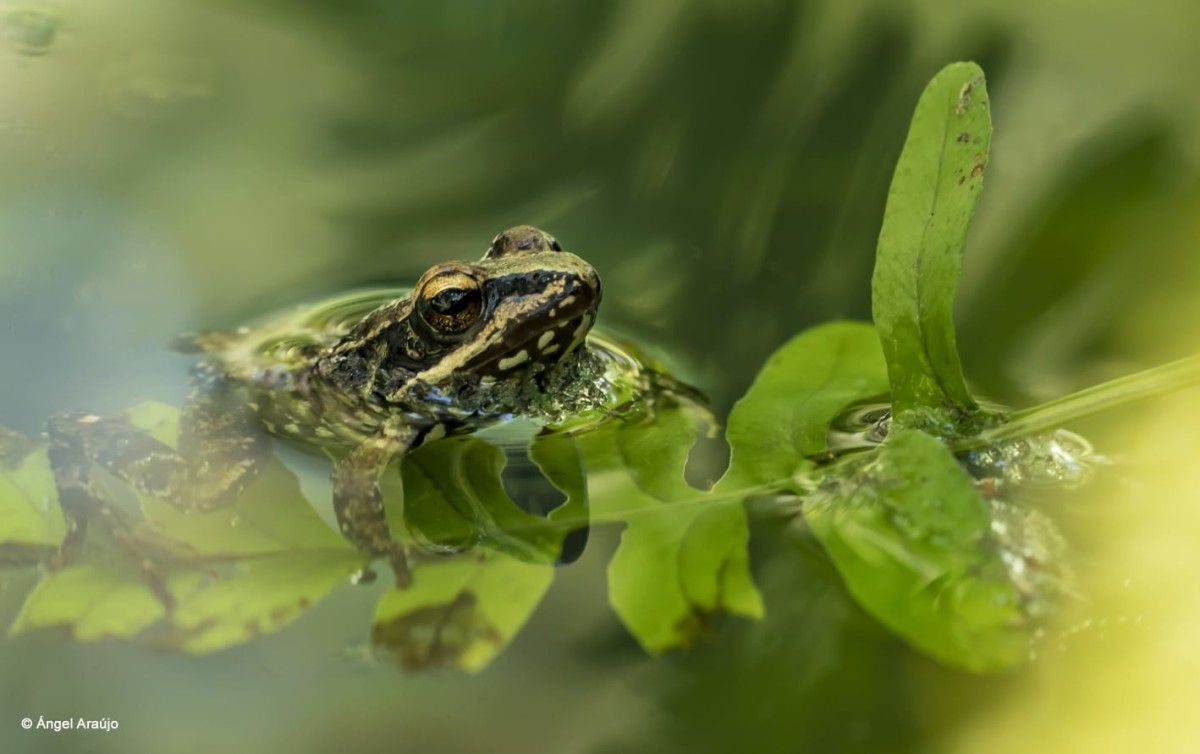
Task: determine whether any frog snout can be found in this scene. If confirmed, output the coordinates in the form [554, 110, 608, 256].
[565, 268, 602, 310]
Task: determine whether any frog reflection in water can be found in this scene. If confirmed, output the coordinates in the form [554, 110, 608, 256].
[47, 226, 602, 584]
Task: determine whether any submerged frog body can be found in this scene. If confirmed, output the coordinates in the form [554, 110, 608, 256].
[47, 226, 602, 584]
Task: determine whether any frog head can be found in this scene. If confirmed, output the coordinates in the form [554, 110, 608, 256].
[317, 226, 601, 407]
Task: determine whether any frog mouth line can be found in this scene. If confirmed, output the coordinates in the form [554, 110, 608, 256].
[474, 310, 593, 375]
[464, 274, 600, 375]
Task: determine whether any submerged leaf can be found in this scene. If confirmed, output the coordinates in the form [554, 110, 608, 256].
[0, 426, 65, 559]
[608, 499, 763, 653]
[803, 429, 1031, 672]
[119, 402, 354, 557]
[871, 62, 989, 422]
[399, 435, 585, 563]
[528, 430, 590, 563]
[718, 321, 889, 491]
[579, 402, 763, 651]
[10, 562, 202, 641]
[616, 399, 706, 501]
[371, 552, 553, 672]
[170, 550, 363, 653]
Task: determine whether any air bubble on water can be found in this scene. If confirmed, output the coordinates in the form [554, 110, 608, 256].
[989, 499, 1074, 619]
[2, 8, 60, 57]
[104, 53, 216, 119]
[965, 429, 1097, 487]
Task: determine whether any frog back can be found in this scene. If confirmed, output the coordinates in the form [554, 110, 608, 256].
[178, 288, 411, 384]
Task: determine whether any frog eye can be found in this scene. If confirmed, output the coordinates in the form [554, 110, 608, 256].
[417, 270, 483, 335]
[485, 225, 562, 259]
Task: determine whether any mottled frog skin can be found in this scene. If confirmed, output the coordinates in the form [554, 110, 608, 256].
[47, 226, 602, 585]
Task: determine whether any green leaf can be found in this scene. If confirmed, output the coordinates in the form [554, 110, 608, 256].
[718, 321, 890, 492]
[528, 430, 590, 562]
[399, 435, 585, 563]
[871, 62, 989, 420]
[10, 563, 202, 641]
[577, 399, 764, 652]
[0, 426, 66, 559]
[803, 429, 1029, 672]
[573, 402, 761, 651]
[124, 402, 354, 557]
[169, 550, 363, 653]
[607, 500, 762, 652]
[616, 400, 706, 501]
[371, 552, 553, 672]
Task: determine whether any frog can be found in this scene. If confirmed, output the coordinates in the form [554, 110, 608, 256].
[46, 225, 603, 586]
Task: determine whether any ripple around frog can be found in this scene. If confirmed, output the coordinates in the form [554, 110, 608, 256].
[221, 287, 689, 441]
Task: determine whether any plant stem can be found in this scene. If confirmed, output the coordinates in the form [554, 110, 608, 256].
[959, 353, 1200, 449]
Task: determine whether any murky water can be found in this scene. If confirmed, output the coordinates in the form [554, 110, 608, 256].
[3, 1, 1200, 753]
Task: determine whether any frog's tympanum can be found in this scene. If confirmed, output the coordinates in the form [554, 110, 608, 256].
[46, 226, 602, 583]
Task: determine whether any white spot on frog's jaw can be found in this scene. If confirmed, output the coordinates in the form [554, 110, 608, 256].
[497, 350, 529, 371]
[77, 414, 101, 424]
[570, 313, 593, 348]
[537, 331, 555, 351]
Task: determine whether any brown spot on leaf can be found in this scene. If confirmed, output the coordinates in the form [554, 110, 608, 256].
[957, 132, 970, 143]
[971, 164, 985, 178]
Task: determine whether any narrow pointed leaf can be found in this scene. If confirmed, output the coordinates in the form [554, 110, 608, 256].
[871, 62, 990, 419]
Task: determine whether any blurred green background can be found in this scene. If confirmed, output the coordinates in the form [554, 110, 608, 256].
[2, 0, 1199, 752]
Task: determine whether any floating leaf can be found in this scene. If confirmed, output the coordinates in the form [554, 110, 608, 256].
[803, 429, 1030, 672]
[718, 321, 889, 492]
[581, 356, 863, 650]
[871, 62, 989, 422]
[372, 552, 552, 672]
[0, 426, 65, 560]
